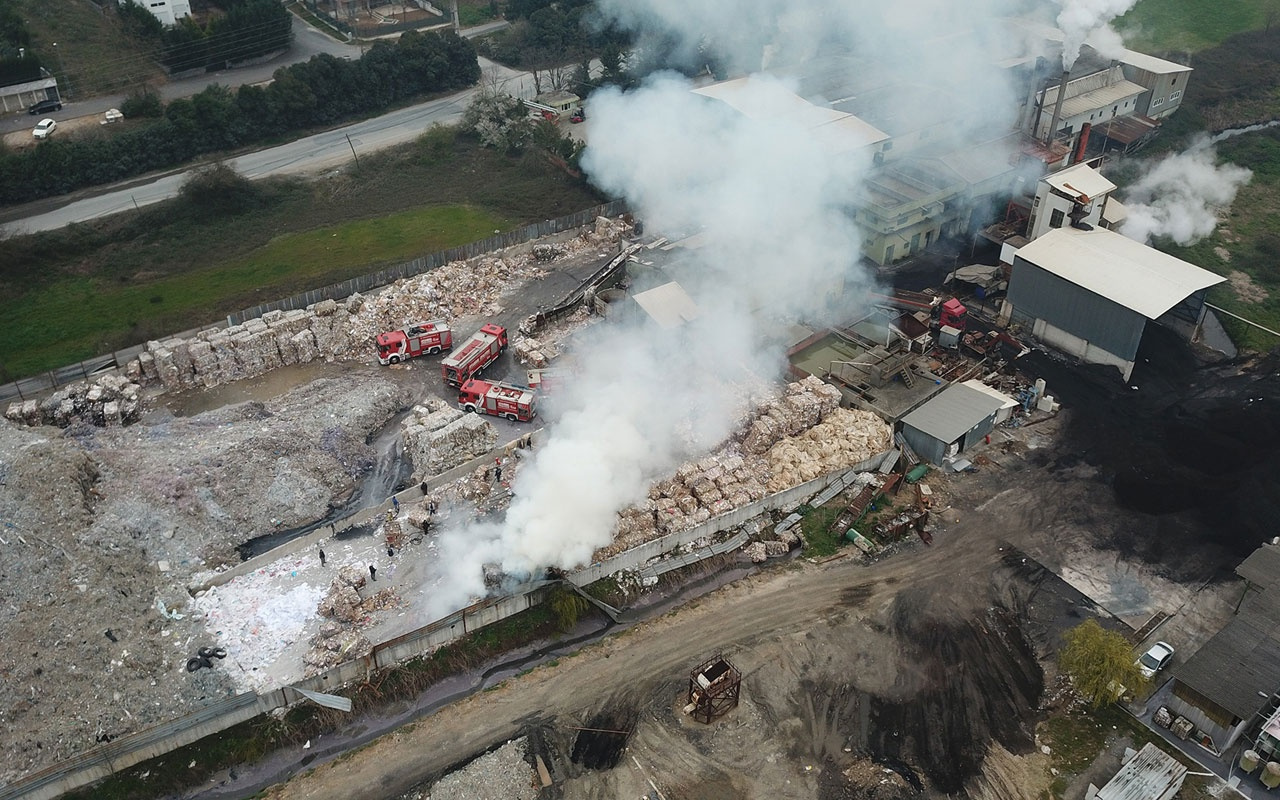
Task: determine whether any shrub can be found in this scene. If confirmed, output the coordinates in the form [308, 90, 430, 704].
[178, 161, 261, 216]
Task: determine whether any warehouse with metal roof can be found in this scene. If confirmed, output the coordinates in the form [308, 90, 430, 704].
[897, 382, 1014, 465]
[1003, 227, 1225, 380]
[1166, 543, 1280, 752]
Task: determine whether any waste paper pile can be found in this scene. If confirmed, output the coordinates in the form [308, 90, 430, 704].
[401, 397, 498, 478]
[596, 378, 892, 562]
[5, 373, 143, 428]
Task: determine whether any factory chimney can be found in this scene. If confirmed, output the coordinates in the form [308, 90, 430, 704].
[1072, 122, 1092, 164]
[1045, 70, 1070, 146]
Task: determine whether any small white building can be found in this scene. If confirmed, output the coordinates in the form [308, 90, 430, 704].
[141, 0, 192, 28]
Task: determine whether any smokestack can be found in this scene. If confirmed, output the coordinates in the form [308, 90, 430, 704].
[1046, 71, 1069, 146]
[1073, 122, 1091, 164]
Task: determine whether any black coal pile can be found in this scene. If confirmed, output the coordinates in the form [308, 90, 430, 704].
[1019, 326, 1280, 575]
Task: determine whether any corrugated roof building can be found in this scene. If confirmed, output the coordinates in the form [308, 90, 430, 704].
[1166, 543, 1280, 752]
[1004, 227, 1225, 380]
[1092, 742, 1186, 800]
[898, 382, 1013, 465]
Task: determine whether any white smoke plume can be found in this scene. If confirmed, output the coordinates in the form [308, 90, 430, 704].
[421, 0, 1034, 616]
[1055, 0, 1138, 69]
[1122, 142, 1252, 246]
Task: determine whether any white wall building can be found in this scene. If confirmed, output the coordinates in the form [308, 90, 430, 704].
[140, 0, 192, 28]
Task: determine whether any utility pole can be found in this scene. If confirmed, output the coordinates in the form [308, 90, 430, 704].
[450, 0, 459, 30]
[345, 134, 361, 169]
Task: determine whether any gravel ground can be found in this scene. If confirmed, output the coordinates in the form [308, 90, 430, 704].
[409, 738, 539, 800]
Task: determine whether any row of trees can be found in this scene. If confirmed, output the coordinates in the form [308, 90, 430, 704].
[117, 0, 292, 73]
[0, 30, 481, 206]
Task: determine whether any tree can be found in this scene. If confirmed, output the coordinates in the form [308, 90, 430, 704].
[1060, 619, 1146, 707]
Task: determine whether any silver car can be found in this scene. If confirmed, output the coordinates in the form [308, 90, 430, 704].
[1137, 641, 1174, 679]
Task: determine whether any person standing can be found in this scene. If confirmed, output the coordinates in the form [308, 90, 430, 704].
[392, 496, 400, 513]
[318, 547, 326, 567]
[369, 564, 377, 582]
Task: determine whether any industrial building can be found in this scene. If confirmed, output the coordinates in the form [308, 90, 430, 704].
[1002, 227, 1225, 380]
[1165, 543, 1280, 753]
[897, 381, 1014, 466]
[628, 281, 701, 330]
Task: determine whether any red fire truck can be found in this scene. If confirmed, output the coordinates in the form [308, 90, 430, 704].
[376, 321, 452, 365]
[458, 378, 537, 422]
[526, 368, 566, 394]
[440, 323, 507, 386]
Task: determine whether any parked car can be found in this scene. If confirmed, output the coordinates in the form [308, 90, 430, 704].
[1137, 641, 1174, 679]
[102, 108, 124, 125]
[32, 118, 57, 139]
[27, 97, 62, 115]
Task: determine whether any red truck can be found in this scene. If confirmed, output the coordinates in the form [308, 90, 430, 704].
[440, 323, 507, 386]
[869, 290, 967, 330]
[526, 368, 566, 394]
[459, 378, 537, 422]
[376, 321, 452, 365]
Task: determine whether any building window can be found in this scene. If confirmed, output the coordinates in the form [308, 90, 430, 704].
[1050, 209, 1065, 229]
[1172, 76, 1178, 85]
[1152, 96, 1165, 107]
[1112, 105, 1118, 114]
[1170, 90, 1182, 101]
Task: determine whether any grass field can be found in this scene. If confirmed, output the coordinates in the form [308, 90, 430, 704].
[0, 128, 604, 380]
[12, 0, 164, 98]
[1159, 129, 1280, 353]
[1117, 0, 1279, 53]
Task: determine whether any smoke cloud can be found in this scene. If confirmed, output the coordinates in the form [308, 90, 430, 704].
[1055, 0, 1138, 69]
[1121, 142, 1252, 246]
[420, 0, 1038, 616]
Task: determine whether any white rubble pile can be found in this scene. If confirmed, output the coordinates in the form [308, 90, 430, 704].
[305, 565, 393, 674]
[191, 564, 328, 693]
[765, 407, 892, 491]
[512, 306, 595, 367]
[347, 216, 632, 347]
[400, 398, 497, 478]
[5, 373, 143, 428]
[420, 737, 539, 800]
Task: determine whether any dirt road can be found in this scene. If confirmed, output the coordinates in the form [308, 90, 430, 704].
[258, 488, 1065, 800]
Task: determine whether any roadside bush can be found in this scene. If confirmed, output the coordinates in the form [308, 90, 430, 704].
[178, 161, 262, 216]
[120, 86, 164, 118]
[0, 30, 481, 206]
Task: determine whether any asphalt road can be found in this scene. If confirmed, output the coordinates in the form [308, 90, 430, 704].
[0, 15, 511, 135]
[0, 54, 533, 237]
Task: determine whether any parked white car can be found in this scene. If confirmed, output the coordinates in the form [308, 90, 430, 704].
[1137, 641, 1175, 679]
[32, 118, 57, 139]
[102, 108, 123, 125]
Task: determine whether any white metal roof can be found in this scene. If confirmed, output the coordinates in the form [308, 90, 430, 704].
[693, 77, 889, 150]
[1095, 742, 1186, 800]
[900, 383, 1008, 445]
[633, 282, 701, 329]
[1058, 79, 1147, 121]
[1043, 163, 1116, 201]
[1120, 49, 1193, 75]
[960, 380, 1019, 410]
[1015, 227, 1225, 320]
[1102, 197, 1128, 226]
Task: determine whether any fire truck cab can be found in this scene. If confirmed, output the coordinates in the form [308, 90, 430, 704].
[376, 321, 452, 365]
[459, 378, 537, 422]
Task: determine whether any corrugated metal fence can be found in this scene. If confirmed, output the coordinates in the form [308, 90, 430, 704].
[0, 200, 627, 406]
